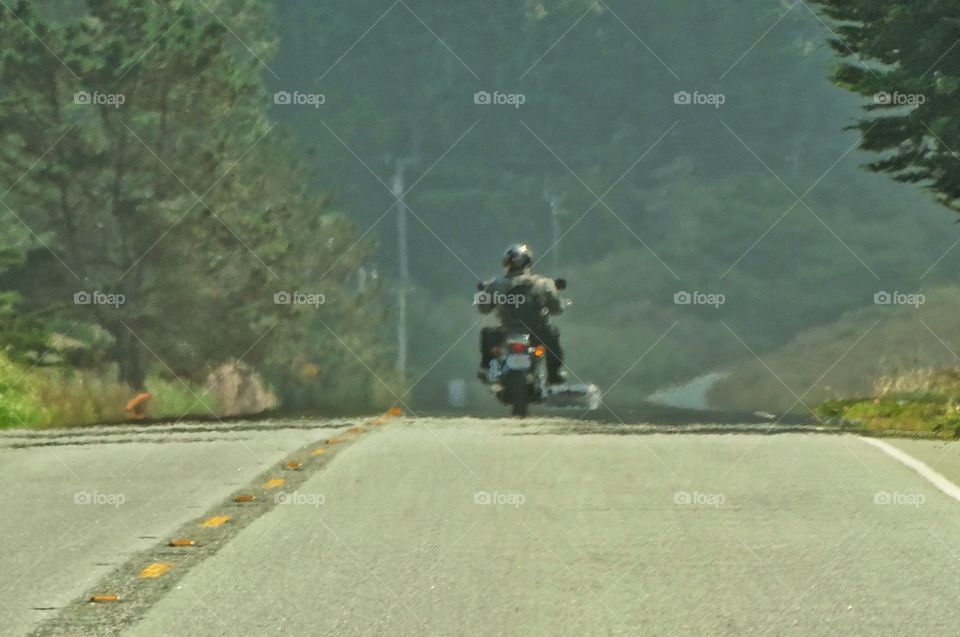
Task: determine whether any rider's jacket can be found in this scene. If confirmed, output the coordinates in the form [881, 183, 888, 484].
[477, 270, 563, 329]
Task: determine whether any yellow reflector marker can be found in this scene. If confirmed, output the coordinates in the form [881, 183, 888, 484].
[347, 426, 365, 434]
[169, 539, 195, 547]
[91, 595, 120, 603]
[262, 478, 285, 489]
[200, 515, 230, 528]
[311, 447, 328, 456]
[389, 406, 402, 417]
[284, 461, 303, 470]
[233, 495, 255, 503]
[139, 562, 172, 579]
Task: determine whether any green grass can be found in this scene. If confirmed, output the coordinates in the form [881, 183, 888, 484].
[0, 355, 222, 429]
[0, 354, 46, 428]
[817, 392, 960, 438]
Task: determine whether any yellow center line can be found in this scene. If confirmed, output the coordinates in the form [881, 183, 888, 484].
[139, 562, 172, 579]
[169, 538, 195, 547]
[200, 515, 231, 528]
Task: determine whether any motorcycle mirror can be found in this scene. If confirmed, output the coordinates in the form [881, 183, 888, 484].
[554, 278, 567, 291]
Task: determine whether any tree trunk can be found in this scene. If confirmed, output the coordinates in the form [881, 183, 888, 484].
[113, 329, 146, 391]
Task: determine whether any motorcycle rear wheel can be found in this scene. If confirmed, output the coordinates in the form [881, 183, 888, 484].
[503, 371, 530, 418]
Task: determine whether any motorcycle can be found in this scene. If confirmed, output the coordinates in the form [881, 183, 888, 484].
[478, 279, 601, 417]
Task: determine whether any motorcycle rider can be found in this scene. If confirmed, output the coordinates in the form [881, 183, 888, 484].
[476, 243, 566, 384]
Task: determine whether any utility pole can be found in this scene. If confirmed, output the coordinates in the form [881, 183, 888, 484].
[392, 160, 409, 384]
[391, 123, 421, 386]
[545, 191, 565, 273]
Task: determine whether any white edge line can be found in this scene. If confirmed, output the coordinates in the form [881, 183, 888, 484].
[860, 436, 960, 502]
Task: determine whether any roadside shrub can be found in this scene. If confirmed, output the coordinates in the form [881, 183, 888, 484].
[0, 353, 45, 428]
[1, 359, 227, 429]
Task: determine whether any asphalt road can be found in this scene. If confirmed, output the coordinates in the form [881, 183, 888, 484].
[0, 419, 355, 637]
[5, 417, 960, 636]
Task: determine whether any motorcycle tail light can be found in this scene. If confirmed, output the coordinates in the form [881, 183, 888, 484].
[509, 342, 527, 354]
[533, 345, 546, 358]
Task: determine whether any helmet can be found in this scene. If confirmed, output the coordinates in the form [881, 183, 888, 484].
[502, 243, 533, 273]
